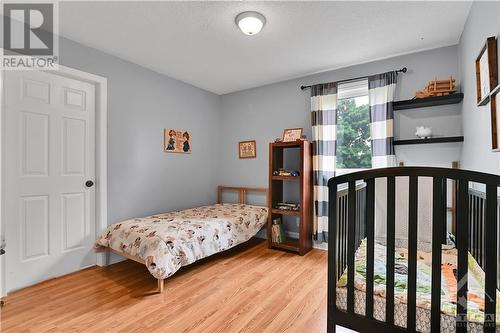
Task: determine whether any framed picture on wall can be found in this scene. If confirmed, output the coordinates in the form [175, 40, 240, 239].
[475, 36, 498, 106]
[282, 128, 303, 142]
[490, 84, 500, 151]
[164, 128, 192, 153]
[239, 140, 256, 158]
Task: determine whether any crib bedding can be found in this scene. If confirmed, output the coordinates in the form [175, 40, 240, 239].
[336, 239, 500, 330]
[95, 203, 268, 280]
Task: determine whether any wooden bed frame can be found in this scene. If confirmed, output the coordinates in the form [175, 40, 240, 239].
[106, 186, 268, 293]
[328, 167, 500, 333]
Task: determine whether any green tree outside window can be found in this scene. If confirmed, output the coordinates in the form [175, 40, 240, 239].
[336, 98, 372, 169]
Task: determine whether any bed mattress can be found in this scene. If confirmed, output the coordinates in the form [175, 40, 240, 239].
[95, 203, 268, 279]
[336, 239, 500, 332]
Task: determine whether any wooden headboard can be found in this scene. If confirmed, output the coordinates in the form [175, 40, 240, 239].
[217, 186, 269, 207]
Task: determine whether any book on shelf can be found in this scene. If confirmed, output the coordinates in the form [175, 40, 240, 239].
[271, 217, 287, 243]
[275, 202, 300, 211]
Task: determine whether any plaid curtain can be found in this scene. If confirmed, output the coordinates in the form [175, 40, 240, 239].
[311, 83, 337, 243]
[368, 71, 397, 168]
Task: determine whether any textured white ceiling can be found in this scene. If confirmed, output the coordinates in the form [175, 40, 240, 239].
[59, 1, 472, 95]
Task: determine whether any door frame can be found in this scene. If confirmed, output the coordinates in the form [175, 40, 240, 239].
[0, 65, 108, 297]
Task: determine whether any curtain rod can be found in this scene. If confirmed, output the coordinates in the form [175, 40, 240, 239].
[299, 67, 407, 90]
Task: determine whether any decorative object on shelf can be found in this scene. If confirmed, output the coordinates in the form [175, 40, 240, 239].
[275, 202, 300, 211]
[238, 140, 256, 158]
[273, 168, 300, 177]
[489, 84, 500, 151]
[415, 76, 456, 98]
[274, 137, 282, 143]
[282, 128, 303, 142]
[271, 217, 286, 243]
[164, 128, 192, 153]
[415, 126, 433, 139]
[475, 36, 498, 106]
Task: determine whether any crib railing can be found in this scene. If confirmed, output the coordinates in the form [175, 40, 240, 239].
[328, 167, 500, 333]
[336, 184, 367, 280]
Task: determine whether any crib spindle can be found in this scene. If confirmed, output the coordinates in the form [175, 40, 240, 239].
[386, 176, 396, 325]
[347, 181, 356, 314]
[407, 176, 418, 331]
[484, 184, 497, 332]
[456, 179, 469, 333]
[431, 177, 446, 333]
[327, 182, 337, 333]
[365, 178, 375, 319]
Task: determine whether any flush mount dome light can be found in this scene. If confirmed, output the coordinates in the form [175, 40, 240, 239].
[235, 11, 266, 36]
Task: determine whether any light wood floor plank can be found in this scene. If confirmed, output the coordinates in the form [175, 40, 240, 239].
[0, 239, 327, 333]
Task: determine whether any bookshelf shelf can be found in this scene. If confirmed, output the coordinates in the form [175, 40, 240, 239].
[271, 240, 300, 252]
[271, 209, 301, 216]
[268, 140, 312, 255]
[393, 93, 464, 110]
[271, 175, 300, 181]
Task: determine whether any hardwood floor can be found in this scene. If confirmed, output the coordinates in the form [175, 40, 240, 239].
[0, 239, 327, 333]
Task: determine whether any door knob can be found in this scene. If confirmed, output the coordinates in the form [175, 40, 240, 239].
[85, 180, 94, 188]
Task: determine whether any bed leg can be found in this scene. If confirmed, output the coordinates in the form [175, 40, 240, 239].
[157, 279, 164, 293]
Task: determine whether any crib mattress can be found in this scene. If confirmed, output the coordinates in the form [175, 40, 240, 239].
[336, 239, 500, 332]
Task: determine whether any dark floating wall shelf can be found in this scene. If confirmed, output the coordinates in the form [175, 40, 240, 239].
[394, 136, 464, 146]
[393, 93, 464, 111]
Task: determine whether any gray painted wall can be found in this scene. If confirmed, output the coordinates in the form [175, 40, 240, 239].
[459, 1, 500, 174]
[59, 37, 222, 225]
[218, 45, 462, 188]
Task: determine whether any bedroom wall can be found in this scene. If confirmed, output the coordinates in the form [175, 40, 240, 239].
[59, 37, 222, 225]
[218, 45, 461, 189]
[458, 1, 500, 174]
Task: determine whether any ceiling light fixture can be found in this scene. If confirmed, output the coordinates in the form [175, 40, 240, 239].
[235, 11, 266, 36]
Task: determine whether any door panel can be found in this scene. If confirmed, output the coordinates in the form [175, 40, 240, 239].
[20, 195, 49, 261]
[62, 192, 86, 251]
[62, 117, 86, 176]
[5, 70, 96, 292]
[21, 112, 49, 176]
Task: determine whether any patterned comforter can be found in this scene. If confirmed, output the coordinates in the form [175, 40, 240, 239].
[95, 204, 268, 279]
[337, 239, 500, 325]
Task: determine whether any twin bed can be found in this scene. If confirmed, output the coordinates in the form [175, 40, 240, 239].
[95, 186, 268, 292]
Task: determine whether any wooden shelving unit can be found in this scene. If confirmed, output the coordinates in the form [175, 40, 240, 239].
[268, 140, 312, 255]
[393, 93, 464, 111]
[393, 136, 464, 146]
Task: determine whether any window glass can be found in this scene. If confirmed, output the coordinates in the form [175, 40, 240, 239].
[336, 79, 371, 174]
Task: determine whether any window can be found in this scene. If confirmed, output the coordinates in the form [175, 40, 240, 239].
[336, 79, 371, 175]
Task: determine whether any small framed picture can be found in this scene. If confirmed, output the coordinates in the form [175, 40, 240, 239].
[239, 140, 256, 158]
[282, 128, 303, 142]
[164, 128, 191, 153]
[490, 84, 500, 151]
[476, 37, 498, 106]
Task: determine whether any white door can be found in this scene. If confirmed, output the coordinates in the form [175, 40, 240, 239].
[4, 70, 96, 292]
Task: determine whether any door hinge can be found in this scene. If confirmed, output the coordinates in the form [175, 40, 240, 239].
[0, 238, 5, 255]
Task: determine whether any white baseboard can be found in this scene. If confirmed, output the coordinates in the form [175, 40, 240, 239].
[286, 231, 327, 251]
